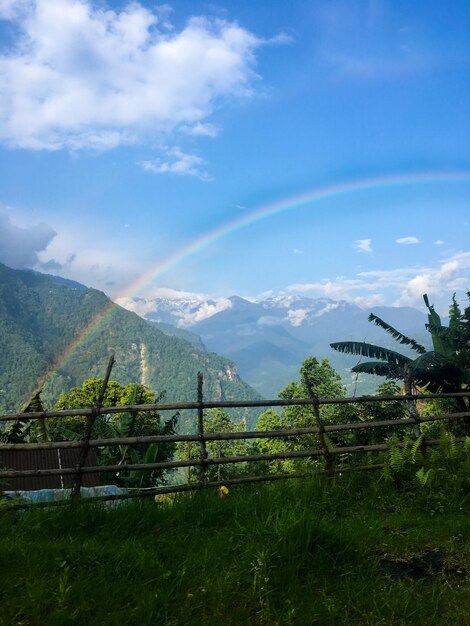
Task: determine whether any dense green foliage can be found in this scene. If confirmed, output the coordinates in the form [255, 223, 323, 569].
[0, 472, 468, 625]
[252, 358, 408, 473]
[0, 263, 261, 431]
[52, 379, 178, 487]
[383, 429, 470, 510]
[176, 408, 248, 482]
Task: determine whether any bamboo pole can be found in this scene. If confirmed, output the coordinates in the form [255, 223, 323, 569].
[404, 367, 422, 439]
[0, 411, 468, 452]
[71, 355, 115, 499]
[2, 391, 470, 422]
[197, 372, 208, 482]
[2, 437, 464, 481]
[303, 377, 334, 475]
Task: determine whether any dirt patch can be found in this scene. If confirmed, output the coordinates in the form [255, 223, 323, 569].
[379, 550, 467, 581]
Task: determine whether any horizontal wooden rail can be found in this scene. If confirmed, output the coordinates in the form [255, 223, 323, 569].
[0, 437, 464, 481]
[1, 391, 470, 422]
[0, 411, 467, 452]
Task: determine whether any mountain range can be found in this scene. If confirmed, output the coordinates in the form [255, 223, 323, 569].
[121, 293, 434, 398]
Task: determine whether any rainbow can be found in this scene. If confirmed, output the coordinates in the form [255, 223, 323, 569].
[125, 169, 470, 297]
[39, 169, 470, 392]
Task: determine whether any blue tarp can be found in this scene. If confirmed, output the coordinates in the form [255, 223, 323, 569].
[2, 484, 127, 504]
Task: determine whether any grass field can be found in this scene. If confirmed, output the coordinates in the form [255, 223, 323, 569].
[0, 471, 468, 625]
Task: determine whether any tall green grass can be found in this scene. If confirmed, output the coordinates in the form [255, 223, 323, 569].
[0, 472, 468, 625]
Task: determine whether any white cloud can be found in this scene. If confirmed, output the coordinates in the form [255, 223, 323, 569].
[286, 308, 309, 326]
[182, 122, 221, 138]
[0, 0, 27, 18]
[0, 205, 56, 268]
[434, 240, 445, 245]
[288, 278, 377, 298]
[27, 214, 153, 292]
[396, 252, 470, 305]
[0, 1, 263, 150]
[140, 147, 210, 180]
[354, 238, 373, 254]
[286, 251, 470, 308]
[314, 302, 340, 317]
[293, 248, 303, 255]
[396, 236, 419, 244]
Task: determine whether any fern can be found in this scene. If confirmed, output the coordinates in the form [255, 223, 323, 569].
[416, 467, 434, 486]
[389, 446, 406, 471]
[410, 436, 424, 465]
[464, 437, 470, 455]
[439, 430, 457, 459]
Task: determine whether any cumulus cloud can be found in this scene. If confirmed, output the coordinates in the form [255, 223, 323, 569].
[396, 236, 419, 244]
[140, 147, 210, 180]
[286, 251, 470, 308]
[0, 0, 263, 150]
[0, 206, 56, 268]
[396, 252, 470, 305]
[353, 238, 373, 254]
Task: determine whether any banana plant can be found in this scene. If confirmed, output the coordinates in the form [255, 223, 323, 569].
[331, 294, 470, 394]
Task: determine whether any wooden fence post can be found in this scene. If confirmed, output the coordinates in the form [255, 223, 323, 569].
[197, 372, 208, 482]
[71, 354, 115, 500]
[304, 378, 334, 475]
[404, 367, 421, 439]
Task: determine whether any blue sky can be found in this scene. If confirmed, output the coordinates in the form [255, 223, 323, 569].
[0, 0, 469, 313]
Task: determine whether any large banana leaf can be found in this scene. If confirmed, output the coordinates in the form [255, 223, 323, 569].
[351, 361, 404, 379]
[330, 341, 412, 367]
[367, 313, 427, 354]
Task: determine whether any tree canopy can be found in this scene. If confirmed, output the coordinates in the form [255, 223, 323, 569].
[53, 378, 178, 487]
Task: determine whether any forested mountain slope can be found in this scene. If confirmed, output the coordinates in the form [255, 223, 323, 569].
[0, 263, 261, 429]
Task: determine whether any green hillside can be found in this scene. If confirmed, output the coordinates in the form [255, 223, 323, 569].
[0, 263, 261, 429]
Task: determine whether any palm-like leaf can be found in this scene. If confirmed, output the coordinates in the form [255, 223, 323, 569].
[351, 361, 404, 379]
[367, 314, 426, 353]
[330, 341, 412, 367]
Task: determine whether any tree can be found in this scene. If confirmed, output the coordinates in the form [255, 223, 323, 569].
[252, 357, 351, 473]
[0, 391, 48, 444]
[351, 381, 408, 445]
[176, 408, 248, 482]
[53, 379, 178, 487]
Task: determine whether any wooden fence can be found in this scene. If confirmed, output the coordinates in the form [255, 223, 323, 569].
[0, 356, 469, 507]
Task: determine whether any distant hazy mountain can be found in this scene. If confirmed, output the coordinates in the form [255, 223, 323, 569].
[122, 293, 433, 397]
[0, 263, 261, 430]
